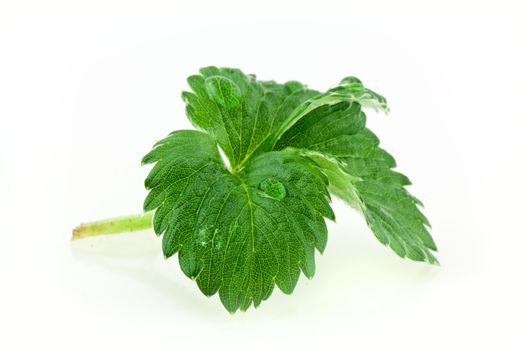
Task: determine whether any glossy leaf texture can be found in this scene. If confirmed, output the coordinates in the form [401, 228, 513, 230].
[181, 66, 318, 170]
[275, 95, 437, 264]
[143, 67, 437, 312]
[143, 130, 334, 312]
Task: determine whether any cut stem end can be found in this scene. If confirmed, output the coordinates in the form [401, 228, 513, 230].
[71, 211, 154, 240]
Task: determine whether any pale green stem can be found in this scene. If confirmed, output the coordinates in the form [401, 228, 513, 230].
[71, 211, 154, 240]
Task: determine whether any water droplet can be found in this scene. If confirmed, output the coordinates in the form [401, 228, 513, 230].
[204, 76, 242, 108]
[341, 76, 362, 85]
[196, 226, 215, 246]
[258, 178, 287, 201]
[284, 80, 305, 93]
[340, 76, 364, 92]
[214, 238, 223, 251]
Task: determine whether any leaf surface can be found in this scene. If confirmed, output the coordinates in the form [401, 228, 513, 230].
[182, 66, 317, 169]
[143, 68, 438, 312]
[274, 89, 437, 264]
[143, 130, 334, 312]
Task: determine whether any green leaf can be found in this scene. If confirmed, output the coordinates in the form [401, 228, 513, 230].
[274, 89, 437, 264]
[268, 75, 389, 148]
[303, 151, 437, 264]
[143, 130, 334, 312]
[142, 67, 437, 312]
[182, 66, 317, 170]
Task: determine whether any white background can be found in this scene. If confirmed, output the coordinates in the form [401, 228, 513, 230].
[1, 1, 524, 349]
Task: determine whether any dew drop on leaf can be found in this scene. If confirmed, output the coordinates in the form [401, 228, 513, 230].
[214, 237, 223, 250]
[196, 226, 215, 246]
[341, 76, 362, 85]
[204, 76, 242, 108]
[340, 76, 364, 92]
[258, 178, 287, 201]
[284, 80, 305, 93]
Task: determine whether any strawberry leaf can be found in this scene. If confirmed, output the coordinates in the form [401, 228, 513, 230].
[143, 130, 333, 312]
